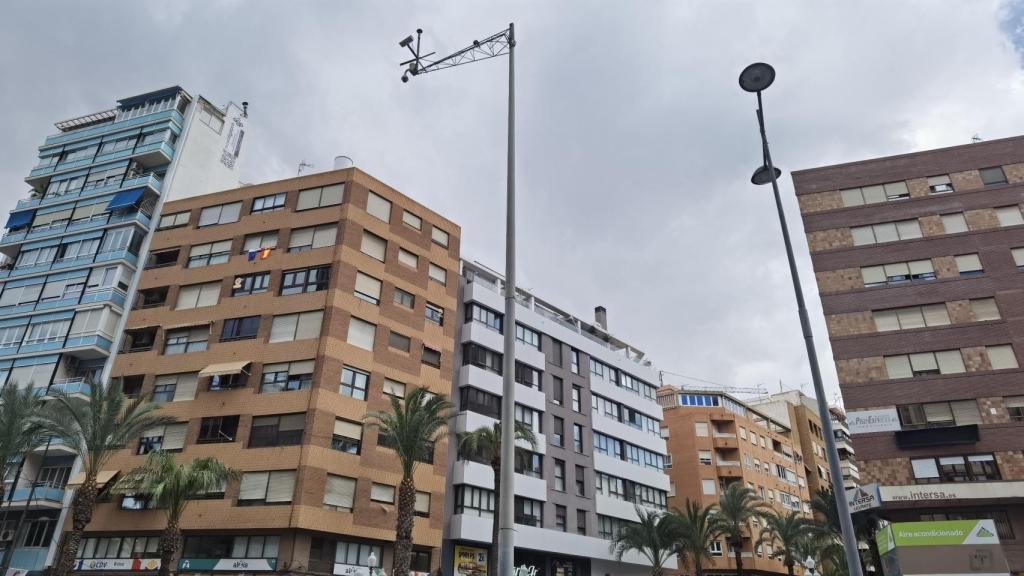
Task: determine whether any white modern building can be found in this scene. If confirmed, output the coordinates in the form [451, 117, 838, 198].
[443, 260, 671, 576]
[0, 86, 247, 573]
[829, 407, 861, 490]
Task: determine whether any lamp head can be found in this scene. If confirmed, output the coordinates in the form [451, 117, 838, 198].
[399, 35, 414, 48]
[401, 72, 409, 83]
[739, 62, 776, 93]
[367, 552, 378, 567]
[751, 164, 783, 185]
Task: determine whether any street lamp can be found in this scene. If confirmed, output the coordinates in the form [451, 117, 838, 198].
[367, 551, 385, 576]
[804, 556, 818, 576]
[398, 24, 518, 576]
[738, 62, 864, 576]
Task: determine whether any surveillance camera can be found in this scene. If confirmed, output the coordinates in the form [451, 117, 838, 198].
[401, 73, 409, 83]
[416, 28, 422, 34]
[399, 35, 414, 48]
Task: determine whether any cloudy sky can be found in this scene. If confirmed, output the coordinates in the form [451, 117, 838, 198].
[2, 1, 1023, 405]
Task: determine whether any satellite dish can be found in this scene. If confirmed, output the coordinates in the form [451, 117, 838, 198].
[739, 63, 776, 93]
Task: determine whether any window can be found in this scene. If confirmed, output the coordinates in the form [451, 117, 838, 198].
[573, 423, 584, 453]
[912, 454, 1000, 483]
[1013, 247, 1024, 270]
[898, 401, 980, 429]
[249, 414, 305, 447]
[980, 167, 1008, 186]
[323, 475, 356, 512]
[346, 317, 376, 350]
[695, 422, 709, 437]
[431, 226, 449, 247]
[349, 271, 382, 304]
[158, 211, 190, 230]
[428, 263, 447, 285]
[514, 497, 543, 527]
[425, 302, 444, 325]
[78, 535, 160, 559]
[269, 310, 323, 342]
[702, 479, 717, 495]
[370, 483, 395, 504]
[552, 416, 564, 447]
[515, 404, 542, 434]
[402, 211, 422, 229]
[516, 449, 543, 478]
[280, 266, 330, 296]
[550, 339, 563, 366]
[995, 205, 1024, 227]
[1006, 397, 1024, 421]
[221, 316, 260, 341]
[839, 181, 909, 206]
[552, 376, 564, 405]
[297, 184, 344, 211]
[577, 510, 587, 535]
[415, 492, 431, 518]
[209, 370, 245, 391]
[383, 379, 406, 397]
[515, 324, 541, 349]
[260, 360, 314, 393]
[851, 219, 922, 246]
[463, 343, 502, 373]
[360, 231, 387, 261]
[288, 224, 337, 252]
[388, 331, 411, 352]
[187, 240, 231, 268]
[460, 387, 501, 420]
[873, 304, 950, 331]
[21, 318, 70, 345]
[928, 175, 953, 194]
[197, 202, 242, 227]
[15, 245, 56, 269]
[242, 232, 278, 252]
[987, 345, 1018, 370]
[453, 485, 495, 517]
[467, 303, 503, 331]
[885, 350, 966, 379]
[942, 213, 969, 234]
[955, 254, 984, 276]
[238, 470, 296, 505]
[251, 193, 286, 214]
[332, 419, 363, 454]
[198, 416, 240, 443]
[365, 192, 391, 221]
[339, 367, 369, 400]
[555, 505, 567, 531]
[514, 362, 541, 389]
[699, 450, 713, 465]
[0, 284, 42, 308]
[164, 326, 209, 354]
[862, 259, 935, 287]
[182, 534, 280, 560]
[971, 298, 1001, 321]
[575, 465, 586, 496]
[232, 272, 270, 296]
[151, 373, 199, 404]
[393, 288, 414, 308]
[137, 423, 187, 454]
[398, 248, 419, 268]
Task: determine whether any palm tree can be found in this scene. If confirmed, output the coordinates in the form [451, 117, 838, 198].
[36, 384, 174, 576]
[810, 488, 880, 576]
[364, 387, 450, 576]
[757, 510, 812, 576]
[711, 483, 766, 576]
[456, 421, 536, 576]
[113, 452, 236, 576]
[0, 383, 45, 480]
[609, 507, 682, 576]
[672, 499, 717, 576]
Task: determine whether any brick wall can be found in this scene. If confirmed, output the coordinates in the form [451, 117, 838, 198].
[807, 228, 854, 253]
[798, 190, 843, 214]
[835, 357, 886, 384]
[815, 268, 863, 294]
[951, 169, 984, 192]
[826, 311, 875, 336]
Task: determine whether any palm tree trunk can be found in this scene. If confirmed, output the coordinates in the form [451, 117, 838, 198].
[868, 537, 884, 576]
[652, 566, 664, 576]
[392, 475, 417, 576]
[490, 462, 500, 576]
[787, 560, 795, 576]
[52, 475, 98, 576]
[695, 559, 703, 576]
[157, 519, 181, 576]
[733, 538, 744, 576]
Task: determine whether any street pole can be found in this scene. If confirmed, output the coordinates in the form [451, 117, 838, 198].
[396, 23, 518, 576]
[498, 23, 517, 576]
[741, 63, 863, 576]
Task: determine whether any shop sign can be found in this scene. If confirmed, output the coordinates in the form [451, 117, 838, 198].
[178, 558, 277, 571]
[74, 559, 160, 572]
[846, 483, 882, 513]
[847, 408, 900, 434]
[454, 545, 488, 576]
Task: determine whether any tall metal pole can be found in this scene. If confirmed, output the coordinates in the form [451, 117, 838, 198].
[497, 23, 517, 576]
[755, 92, 864, 576]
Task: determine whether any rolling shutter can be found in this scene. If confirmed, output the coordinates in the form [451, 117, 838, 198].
[354, 273, 381, 301]
[951, 401, 981, 425]
[360, 232, 386, 261]
[295, 311, 323, 340]
[266, 471, 295, 503]
[884, 356, 912, 379]
[987, 345, 1019, 370]
[921, 304, 950, 326]
[239, 472, 269, 500]
[366, 192, 392, 222]
[162, 423, 188, 450]
[872, 310, 899, 332]
[324, 475, 356, 509]
[172, 373, 198, 401]
[935, 350, 965, 374]
[311, 225, 337, 248]
[861, 266, 885, 285]
[270, 314, 299, 342]
[415, 492, 430, 514]
[334, 420, 362, 440]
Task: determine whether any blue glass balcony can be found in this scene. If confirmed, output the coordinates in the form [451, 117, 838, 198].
[2, 485, 65, 508]
[47, 378, 92, 397]
[0, 249, 139, 281]
[41, 108, 183, 149]
[12, 171, 162, 216]
[1, 210, 151, 248]
[8, 547, 50, 571]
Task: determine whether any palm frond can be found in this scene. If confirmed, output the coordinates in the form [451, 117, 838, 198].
[364, 387, 451, 477]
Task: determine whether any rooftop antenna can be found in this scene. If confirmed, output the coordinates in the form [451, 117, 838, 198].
[297, 160, 314, 176]
[241, 101, 249, 118]
[972, 134, 984, 143]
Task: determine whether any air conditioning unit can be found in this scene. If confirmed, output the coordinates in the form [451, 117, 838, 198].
[1, 530, 16, 541]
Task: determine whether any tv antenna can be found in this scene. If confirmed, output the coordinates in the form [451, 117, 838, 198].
[297, 160, 314, 176]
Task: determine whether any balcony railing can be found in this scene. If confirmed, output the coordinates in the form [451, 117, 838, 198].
[896, 424, 979, 448]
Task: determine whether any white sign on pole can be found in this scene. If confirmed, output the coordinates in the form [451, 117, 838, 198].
[846, 483, 882, 512]
[847, 408, 901, 434]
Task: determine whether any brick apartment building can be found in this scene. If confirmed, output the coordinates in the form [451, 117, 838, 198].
[793, 136, 1024, 572]
[751, 391, 833, 497]
[657, 388, 811, 576]
[74, 167, 460, 575]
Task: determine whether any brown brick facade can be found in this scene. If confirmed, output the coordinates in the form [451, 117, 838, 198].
[815, 268, 863, 294]
[798, 190, 843, 214]
[951, 169, 983, 192]
[825, 311, 875, 336]
[806, 228, 854, 253]
[835, 357, 886, 385]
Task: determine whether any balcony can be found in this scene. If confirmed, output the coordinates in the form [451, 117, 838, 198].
[717, 461, 744, 477]
[42, 108, 182, 148]
[0, 249, 139, 281]
[2, 210, 151, 249]
[14, 171, 162, 215]
[30, 437, 77, 456]
[46, 378, 92, 398]
[712, 434, 738, 449]
[1, 485, 65, 509]
[895, 424, 979, 449]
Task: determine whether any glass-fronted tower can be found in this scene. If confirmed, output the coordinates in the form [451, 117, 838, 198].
[0, 86, 247, 573]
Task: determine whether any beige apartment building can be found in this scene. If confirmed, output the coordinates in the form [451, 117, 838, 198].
[751, 391, 833, 497]
[658, 388, 811, 576]
[70, 167, 460, 575]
